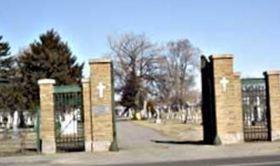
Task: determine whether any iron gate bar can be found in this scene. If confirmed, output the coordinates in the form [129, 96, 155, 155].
[241, 78, 269, 142]
[241, 78, 266, 86]
[54, 85, 82, 93]
[54, 85, 85, 152]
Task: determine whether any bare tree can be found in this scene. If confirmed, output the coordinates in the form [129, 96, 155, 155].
[158, 39, 200, 109]
[110, 34, 200, 118]
[109, 33, 162, 114]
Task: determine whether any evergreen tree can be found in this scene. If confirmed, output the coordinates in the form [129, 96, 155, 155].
[0, 36, 23, 112]
[0, 36, 14, 79]
[0, 84, 24, 112]
[17, 29, 84, 110]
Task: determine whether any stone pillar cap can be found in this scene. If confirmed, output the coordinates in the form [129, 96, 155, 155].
[82, 78, 90, 83]
[89, 58, 112, 64]
[265, 70, 280, 75]
[38, 79, 56, 85]
[210, 54, 233, 59]
[234, 72, 241, 77]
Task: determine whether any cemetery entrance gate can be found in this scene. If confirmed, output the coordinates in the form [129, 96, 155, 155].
[241, 78, 270, 142]
[53, 85, 85, 152]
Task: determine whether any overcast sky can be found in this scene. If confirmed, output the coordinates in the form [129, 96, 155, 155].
[1, 0, 280, 78]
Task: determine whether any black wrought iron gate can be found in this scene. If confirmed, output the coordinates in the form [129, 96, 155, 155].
[241, 78, 270, 142]
[54, 85, 85, 152]
[201, 56, 217, 144]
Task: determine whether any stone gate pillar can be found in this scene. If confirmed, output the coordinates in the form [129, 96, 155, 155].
[265, 71, 280, 141]
[38, 79, 56, 154]
[82, 78, 93, 152]
[89, 58, 117, 152]
[211, 55, 243, 144]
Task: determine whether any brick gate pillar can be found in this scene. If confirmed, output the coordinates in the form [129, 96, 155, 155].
[89, 58, 118, 152]
[82, 78, 93, 152]
[211, 55, 243, 144]
[38, 79, 56, 154]
[264, 71, 280, 141]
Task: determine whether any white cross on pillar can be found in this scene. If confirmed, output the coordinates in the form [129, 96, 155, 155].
[220, 77, 229, 92]
[97, 82, 106, 98]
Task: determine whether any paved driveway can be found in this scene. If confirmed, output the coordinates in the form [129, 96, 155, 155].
[116, 119, 172, 151]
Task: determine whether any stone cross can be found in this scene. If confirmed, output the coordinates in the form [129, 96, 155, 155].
[97, 82, 106, 98]
[220, 77, 229, 92]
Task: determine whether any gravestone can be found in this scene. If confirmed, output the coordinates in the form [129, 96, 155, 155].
[60, 110, 78, 135]
[26, 116, 33, 126]
[155, 109, 161, 124]
[7, 114, 12, 129]
[12, 111, 19, 139]
[0, 113, 3, 127]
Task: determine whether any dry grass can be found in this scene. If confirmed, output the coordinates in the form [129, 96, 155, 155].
[133, 120, 203, 141]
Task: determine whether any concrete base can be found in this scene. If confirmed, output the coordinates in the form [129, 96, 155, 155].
[92, 141, 112, 152]
[271, 130, 280, 141]
[42, 139, 56, 154]
[85, 141, 92, 152]
[220, 133, 243, 144]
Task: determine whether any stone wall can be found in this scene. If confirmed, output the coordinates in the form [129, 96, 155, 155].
[202, 55, 280, 145]
[265, 71, 280, 141]
[38, 58, 117, 154]
[202, 55, 244, 144]
[38, 55, 280, 153]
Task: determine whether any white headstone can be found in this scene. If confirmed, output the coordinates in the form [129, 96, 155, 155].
[61, 110, 78, 135]
[181, 114, 186, 123]
[167, 107, 171, 120]
[7, 114, 12, 129]
[129, 109, 133, 119]
[247, 119, 252, 126]
[256, 97, 262, 121]
[26, 116, 33, 126]
[0, 114, 3, 125]
[12, 111, 19, 139]
[251, 111, 255, 122]
[13, 111, 19, 129]
[155, 109, 161, 124]
[141, 100, 148, 119]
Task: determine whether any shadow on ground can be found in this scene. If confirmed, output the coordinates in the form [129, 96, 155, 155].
[151, 140, 205, 145]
